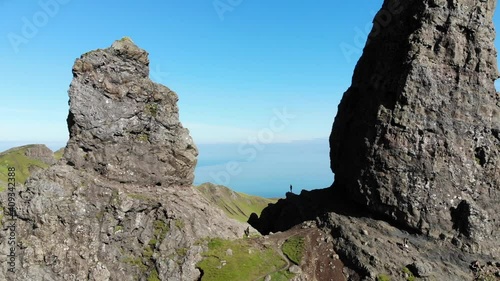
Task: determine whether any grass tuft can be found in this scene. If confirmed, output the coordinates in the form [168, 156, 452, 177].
[377, 274, 391, 281]
[147, 269, 160, 281]
[153, 220, 169, 243]
[0, 145, 53, 184]
[197, 238, 287, 281]
[281, 236, 305, 265]
[402, 267, 416, 281]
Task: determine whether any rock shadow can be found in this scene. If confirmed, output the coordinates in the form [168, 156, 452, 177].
[248, 183, 370, 235]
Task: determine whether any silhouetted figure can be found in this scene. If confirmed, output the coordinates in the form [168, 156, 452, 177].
[290, 184, 293, 193]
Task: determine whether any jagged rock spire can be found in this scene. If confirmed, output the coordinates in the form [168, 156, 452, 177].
[64, 37, 198, 187]
[330, 0, 499, 243]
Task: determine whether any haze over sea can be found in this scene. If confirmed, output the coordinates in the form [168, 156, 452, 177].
[194, 139, 333, 198]
[0, 139, 333, 199]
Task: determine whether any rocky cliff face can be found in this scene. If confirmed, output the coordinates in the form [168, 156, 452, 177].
[64, 37, 198, 187]
[251, 1, 500, 279]
[330, 0, 500, 247]
[24, 145, 56, 166]
[0, 39, 248, 281]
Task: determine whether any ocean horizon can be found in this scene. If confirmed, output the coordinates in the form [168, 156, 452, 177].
[194, 138, 334, 198]
[1, 138, 334, 199]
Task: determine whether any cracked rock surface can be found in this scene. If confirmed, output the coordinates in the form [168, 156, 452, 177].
[0, 38, 249, 281]
[65, 37, 198, 187]
[330, 0, 500, 249]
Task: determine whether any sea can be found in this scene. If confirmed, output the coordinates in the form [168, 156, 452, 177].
[1, 139, 334, 199]
[194, 138, 333, 198]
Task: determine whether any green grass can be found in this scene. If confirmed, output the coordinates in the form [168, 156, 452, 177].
[281, 236, 305, 265]
[377, 274, 391, 281]
[114, 225, 123, 233]
[147, 269, 160, 281]
[148, 238, 158, 247]
[175, 247, 188, 257]
[53, 148, 65, 160]
[137, 133, 149, 142]
[196, 183, 277, 223]
[122, 256, 148, 272]
[0, 207, 4, 228]
[403, 267, 416, 281]
[143, 245, 154, 259]
[175, 219, 185, 229]
[0, 145, 54, 184]
[197, 238, 287, 281]
[264, 271, 295, 281]
[127, 193, 155, 201]
[145, 103, 158, 117]
[153, 220, 169, 243]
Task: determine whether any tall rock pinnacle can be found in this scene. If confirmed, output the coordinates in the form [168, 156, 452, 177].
[63, 37, 198, 187]
[330, 0, 500, 244]
[5, 39, 248, 281]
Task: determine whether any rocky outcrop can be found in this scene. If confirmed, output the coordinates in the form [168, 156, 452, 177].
[24, 145, 56, 165]
[7, 167, 246, 281]
[251, 185, 500, 280]
[64, 37, 198, 187]
[0, 39, 248, 281]
[330, 0, 500, 248]
[251, 0, 500, 279]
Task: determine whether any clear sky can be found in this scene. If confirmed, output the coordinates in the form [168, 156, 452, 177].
[1, 1, 500, 148]
[0, 1, 373, 147]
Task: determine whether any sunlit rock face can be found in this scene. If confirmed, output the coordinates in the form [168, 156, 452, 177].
[330, 0, 499, 246]
[0, 39, 249, 281]
[64, 37, 198, 187]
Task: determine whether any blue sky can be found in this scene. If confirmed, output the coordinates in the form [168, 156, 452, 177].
[0, 0, 386, 148]
[1, 1, 500, 197]
[1, 1, 499, 148]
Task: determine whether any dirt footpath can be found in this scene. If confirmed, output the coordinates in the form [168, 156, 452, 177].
[252, 222, 348, 281]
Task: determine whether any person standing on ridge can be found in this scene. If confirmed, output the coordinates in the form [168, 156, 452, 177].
[290, 184, 292, 193]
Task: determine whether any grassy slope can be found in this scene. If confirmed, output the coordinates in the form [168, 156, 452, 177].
[197, 237, 289, 281]
[0, 145, 59, 187]
[197, 234, 305, 281]
[53, 147, 65, 160]
[282, 236, 305, 265]
[196, 183, 277, 223]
